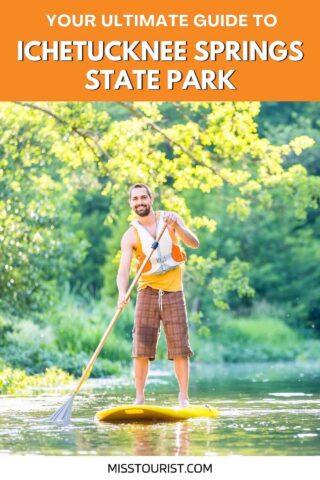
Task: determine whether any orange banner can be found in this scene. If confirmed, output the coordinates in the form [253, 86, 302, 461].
[0, 0, 319, 100]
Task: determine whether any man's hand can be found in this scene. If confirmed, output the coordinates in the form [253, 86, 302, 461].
[118, 293, 130, 309]
[163, 211, 200, 249]
[163, 211, 179, 226]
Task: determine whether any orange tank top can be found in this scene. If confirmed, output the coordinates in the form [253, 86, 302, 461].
[132, 213, 184, 292]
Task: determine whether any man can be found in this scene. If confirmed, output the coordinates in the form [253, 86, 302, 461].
[117, 183, 199, 406]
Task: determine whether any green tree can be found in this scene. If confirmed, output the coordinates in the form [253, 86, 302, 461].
[1, 101, 319, 332]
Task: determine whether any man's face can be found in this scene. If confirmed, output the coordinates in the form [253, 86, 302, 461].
[129, 187, 153, 217]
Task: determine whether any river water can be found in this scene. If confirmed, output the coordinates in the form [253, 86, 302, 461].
[0, 362, 319, 456]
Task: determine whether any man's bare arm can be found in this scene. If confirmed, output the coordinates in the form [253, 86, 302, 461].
[175, 214, 200, 248]
[163, 212, 200, 249]
[117, 229, 134, 307]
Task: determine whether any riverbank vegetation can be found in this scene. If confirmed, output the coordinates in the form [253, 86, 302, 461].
[0, 364, 72, 395]
[1, 101, 320, 388]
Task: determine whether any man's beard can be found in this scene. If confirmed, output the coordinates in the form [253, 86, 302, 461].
[134, 204, 151, 217]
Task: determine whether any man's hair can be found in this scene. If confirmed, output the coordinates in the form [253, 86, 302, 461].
[129, 183, 152, 199]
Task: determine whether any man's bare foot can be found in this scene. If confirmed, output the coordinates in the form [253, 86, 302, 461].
[179, 396, 190, 407]
[134, 396, 145, 405]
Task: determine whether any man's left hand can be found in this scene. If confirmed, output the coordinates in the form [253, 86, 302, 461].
[163, 211, 179, 226]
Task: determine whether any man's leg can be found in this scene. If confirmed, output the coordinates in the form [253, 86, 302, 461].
[133, 287, 160, 404]
[162, 291, 193, 406]
[174, 356, 189, 406]
[134, 357, 149, 404]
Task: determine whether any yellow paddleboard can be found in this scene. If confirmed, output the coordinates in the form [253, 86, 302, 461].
[95, 405, 219, 422]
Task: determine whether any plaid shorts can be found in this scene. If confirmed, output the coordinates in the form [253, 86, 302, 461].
[132, 286, 193, 361]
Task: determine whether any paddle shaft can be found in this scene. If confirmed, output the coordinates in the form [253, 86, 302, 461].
[73, 223, 168, 395]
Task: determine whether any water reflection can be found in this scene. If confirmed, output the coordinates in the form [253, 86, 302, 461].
[93, 419, 198, 455]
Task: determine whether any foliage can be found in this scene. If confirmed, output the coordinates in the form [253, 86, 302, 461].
[217, 317, 301, 362]
[1, 101, 320, 382]
[99, 102, 318, 227]
[185, 252, 254, 311]
[258, 102, 320, 175]
[0, 366, 72, 394]
[192, 311, 320, 364]
[0, 103, 91, 314]
[1, 101, 319, 317]
[0, 293, 131, 376]
[47, 293, 133, 361]
[68, 190, 112, 297]
[0, 344, 121, 377]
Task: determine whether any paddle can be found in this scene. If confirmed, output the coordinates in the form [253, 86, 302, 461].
[49, 223, 168, 425]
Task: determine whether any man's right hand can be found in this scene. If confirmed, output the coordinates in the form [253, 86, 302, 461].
[118, 293, 130, 309]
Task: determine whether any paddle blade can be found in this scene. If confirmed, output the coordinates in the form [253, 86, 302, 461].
[49, 393, 75, 425]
